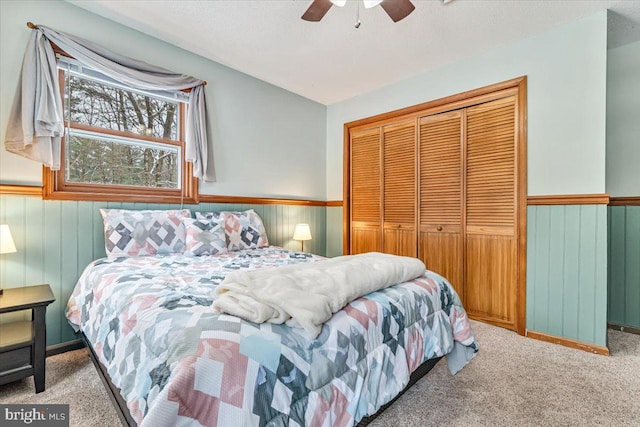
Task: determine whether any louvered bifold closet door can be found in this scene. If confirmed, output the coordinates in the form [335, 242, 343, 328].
[418, 111, 464, 298]
[383, 119, 417, 257]
[351, 127, 382, 254]
[465, 96, 518, 330]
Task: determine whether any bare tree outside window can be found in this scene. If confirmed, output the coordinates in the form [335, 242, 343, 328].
[63, 72, 180, 189]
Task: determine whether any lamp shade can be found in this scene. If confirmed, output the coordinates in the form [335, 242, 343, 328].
[293, 224, 312, 241]
[0, 224, 17, 254]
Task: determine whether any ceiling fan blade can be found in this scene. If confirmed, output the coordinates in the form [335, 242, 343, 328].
[380, 0, 415, 22]
[301, 0, 334, 22]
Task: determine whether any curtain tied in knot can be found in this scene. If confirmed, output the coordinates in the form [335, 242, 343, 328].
[4, 25, 214, 182]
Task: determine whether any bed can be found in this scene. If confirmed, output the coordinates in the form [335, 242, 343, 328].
[67, 244, 477, 427]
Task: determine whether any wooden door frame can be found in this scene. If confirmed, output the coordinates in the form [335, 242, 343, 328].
[343, 76, 528, 335]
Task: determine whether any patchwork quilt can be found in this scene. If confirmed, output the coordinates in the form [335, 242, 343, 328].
[67, 247, 478, 427]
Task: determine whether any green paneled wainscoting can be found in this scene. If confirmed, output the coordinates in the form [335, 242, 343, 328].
[326, 206, 343, 258]
[0, 195, 327, 347]
[526, 205, 608, 348]
[608, 205, 640, 330]
[3, 198, 614, 351]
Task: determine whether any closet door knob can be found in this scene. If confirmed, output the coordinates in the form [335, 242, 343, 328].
[437, 226, 443, 231]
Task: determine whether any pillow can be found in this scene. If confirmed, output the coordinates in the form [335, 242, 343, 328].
[183, 217, 227, 256]
[195, 211, 224, 221]
[197, 209, 269, 251]
[100, 209, 190, 257]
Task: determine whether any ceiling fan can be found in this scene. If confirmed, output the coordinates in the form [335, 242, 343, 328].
[302, 0, 416, 23]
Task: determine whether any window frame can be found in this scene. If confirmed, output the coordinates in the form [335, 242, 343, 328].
[43, 47, 198, 204]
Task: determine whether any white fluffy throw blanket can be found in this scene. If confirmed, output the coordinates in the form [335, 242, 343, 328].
[212, 252, 426, 337]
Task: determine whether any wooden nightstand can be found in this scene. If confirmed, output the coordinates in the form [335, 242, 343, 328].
[0, 284, 55, 393]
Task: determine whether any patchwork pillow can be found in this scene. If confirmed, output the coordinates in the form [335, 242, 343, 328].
[197, 209, 269, 251]
[100, 209, 190, 257]
[195, 211, 224, 221]
[183, 217, 227, 256]
[222, 209, 269, 251]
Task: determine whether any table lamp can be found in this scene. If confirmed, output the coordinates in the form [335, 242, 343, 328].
[0, 224, 17, 295]
[293, 224, 312, 252]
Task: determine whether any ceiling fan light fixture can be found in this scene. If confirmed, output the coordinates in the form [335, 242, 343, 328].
[363, 0, 383, 8]
[302, 0, 414, 23]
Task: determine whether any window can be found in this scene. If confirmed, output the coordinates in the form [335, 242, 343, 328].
[43, 57, 198, 203]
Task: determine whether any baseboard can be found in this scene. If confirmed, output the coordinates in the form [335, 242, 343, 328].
[526, 330, 609, 356]
[46, 339, 85, 357]
[468, 313, 517, 332]
[608, 322, 640, 336]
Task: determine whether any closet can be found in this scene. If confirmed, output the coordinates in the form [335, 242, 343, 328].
[347, 79, 525, 334]
[350, 127, 382, 254]
[418, 110, 464, 299]
[464, 97, 518, 328]
[382, 120, 416, 257]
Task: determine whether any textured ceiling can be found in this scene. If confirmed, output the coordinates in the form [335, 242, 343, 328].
[67, 0, 640, 105]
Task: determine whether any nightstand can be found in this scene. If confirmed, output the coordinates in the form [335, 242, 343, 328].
[0, 284, 55, 393]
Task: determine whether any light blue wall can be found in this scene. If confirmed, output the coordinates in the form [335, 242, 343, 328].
[605, 39, 640, 330]
[606, 40, 640, 197]
[0, 0, 327, 200]
[325, 11, 608, 200]
[527, 205, 608, 347]
[0, 195, 326, 346]
[0, 2, 620, 349]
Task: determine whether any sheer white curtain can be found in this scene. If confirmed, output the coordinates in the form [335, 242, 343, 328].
[4, 25, 215, 181]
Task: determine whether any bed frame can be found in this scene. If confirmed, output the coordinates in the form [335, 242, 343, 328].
[83, 334, 136, 427]
[83, 333, 442, 427]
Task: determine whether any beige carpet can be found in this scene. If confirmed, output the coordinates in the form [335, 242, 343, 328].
[371, 321, 640, 427]
[0, 346, 121, 426]
[1, 321, 638, 426]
